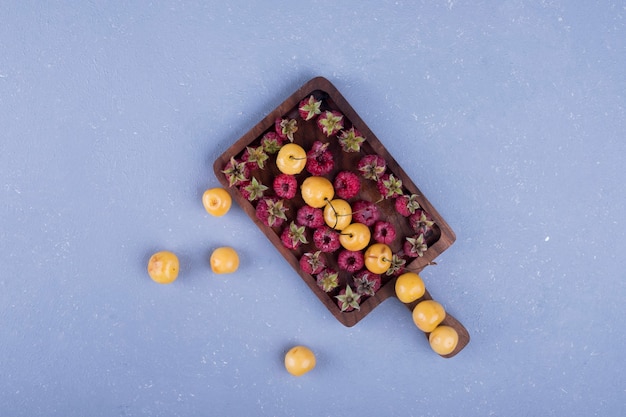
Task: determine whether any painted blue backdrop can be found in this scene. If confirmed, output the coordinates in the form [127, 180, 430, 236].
[1, 1, 625, 416]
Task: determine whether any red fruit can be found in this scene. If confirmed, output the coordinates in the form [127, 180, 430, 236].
[376, 173, 403, 199]
[299, 251, 327, 275]
[260, 132, 285, 154]
[333, 171, 361, 200]
[317, 110, 344, 137]
[316, 268, 339, 292]
[404, 234, 428, 258]
[313, 226, 341, 253]
[239, 177, 268, 202]
[306, 141, 335, 176]
[409, 210, 436, 235]
[275, 117, 298, 142]
[273, 173, 298, 199]
[335, 286, 361, 312]
[394, 194, 421, 217]
[337, 250, 364, 273]
[281, 221, 308, 250]
[352, 270, 382, 297]
[298, 95, 322, 121]
[296, 205, 325, 228]
[373, 221, 397, 245]
[222, 157, 250, 187]
[357, 154, 386, 181]
[241, 145, 269, 170]
[255, 197, 288, 228]
[351, 200, 380, 226]
[337, 126, 365, 153]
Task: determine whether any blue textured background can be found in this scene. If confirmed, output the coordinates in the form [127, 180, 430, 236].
[1, 1, 625, 416]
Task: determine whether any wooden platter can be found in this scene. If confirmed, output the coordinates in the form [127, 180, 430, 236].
[213, 77, 469, 357]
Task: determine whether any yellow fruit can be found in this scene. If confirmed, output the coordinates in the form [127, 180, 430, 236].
[323, 199, 352, 230]
[276, 143, 307, 175]
[300, 176, 334, 208]
[363, 243, 392, 274]
[210, 247, 239, 274]
[284, 345, 316, 376]
[202, 188, 232, 217]
[395, 272, 426, 303]
[339, 223, 371, 251]
[147, 251, 179, 284]
[412, 300, 446, 333]
[429, 325, 459, 355]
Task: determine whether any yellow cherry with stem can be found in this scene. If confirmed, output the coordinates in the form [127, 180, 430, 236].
[300, 176, 334, 208]
[276, 143, 307, 175]
[339, 222, 371, 251]
[363, 243, 393, 274]
[323, 199, 352, 230]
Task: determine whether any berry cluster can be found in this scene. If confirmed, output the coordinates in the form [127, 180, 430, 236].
[221, 94, 438, 313]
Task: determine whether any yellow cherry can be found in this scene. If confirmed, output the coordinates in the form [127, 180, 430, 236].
[339, 223, 371, 251]
[202, 188, 232, 217]
[300, 176, 334, 208]
[323, 199, 352, 230]
[284, 345, 316, 376]
[412, 300, 446, 333]
[363, 243, 392, 274]
[395, 272, 426, 303]
[147, 251, 179, 284]
[276, 143, 307, 175]
[210, 247, 240, 274]
[429, 325, 459, 355]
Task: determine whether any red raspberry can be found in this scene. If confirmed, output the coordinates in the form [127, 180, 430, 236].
[273, 173, 297, 199]
[409, 209, 435, 234]
[316, 268, 339, 292]
[313, 226, 341, 253]
[333, 171, 361, 200]
[317, 110, 344, 137]
[280, 221, 308, 250]
[351, 200, 380, 226]
[296, 205, 325, 228]
[255, 197, 288, 228]
[404, 234, 428, 258]
[357, 154, 386, 181]
[299, 251, 326, 275]
[373, 221, 397, 245]
[352, 270, 382, 297]
[335, 286, 360, 312]
[376, 173, 403, 199]
[275, 117, 298, 142]
[337, 250, 364, 273]
[298, 95, 322, 121]
[260, 132, 285, 154]
[306, 141, 335, 176]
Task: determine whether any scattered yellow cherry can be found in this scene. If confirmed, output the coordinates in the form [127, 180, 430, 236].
[202, 187, 232, 217]
[339, 222, 371, 251]
[300, 176, 334, 208]
[395, 272, 426, 303]
[412, 300, 446, 333]
[284, 345, 316, 376]
[323, 199, 352, 230]
[276, 143, 307, 175]
[363, 243, 392, 274]
[210, 247, 240, 274]
[429, 325, 459, 355]
[147, 251, 180, 284]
